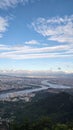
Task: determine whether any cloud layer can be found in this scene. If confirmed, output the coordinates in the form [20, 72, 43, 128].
[32, 15, 73, 44]
[0, 41, 73, 59]
[0, 14, 73, 59]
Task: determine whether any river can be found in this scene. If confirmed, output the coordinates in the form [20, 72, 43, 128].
[0, 80, 72, 100]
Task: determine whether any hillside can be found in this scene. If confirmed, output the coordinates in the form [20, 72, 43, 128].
[0, 92, 73, 123]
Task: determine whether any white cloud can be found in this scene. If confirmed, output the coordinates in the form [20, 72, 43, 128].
[0, 17, 9, 38]
[25, 40, 39, 45]
[0, 44, 69, 54]
[0, 51, 72, 60]
[32, 15, 73, 44]
[0, 43, 73, 59]
[0, 0, 35, 9]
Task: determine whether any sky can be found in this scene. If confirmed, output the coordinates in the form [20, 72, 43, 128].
[0, 0, 73, 73]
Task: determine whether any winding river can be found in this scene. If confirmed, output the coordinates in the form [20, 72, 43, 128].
[0, 80, 72, 100]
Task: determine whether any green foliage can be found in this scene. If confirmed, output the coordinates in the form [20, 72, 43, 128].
[54, 124, 68, 130]
[9, 117, 73, 130]
[1, 92, 73, 130]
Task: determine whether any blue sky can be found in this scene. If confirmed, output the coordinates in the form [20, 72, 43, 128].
[0, 0, 73, 73]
